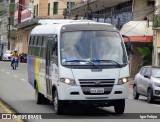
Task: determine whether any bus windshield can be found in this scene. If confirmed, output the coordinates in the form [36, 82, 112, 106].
[60, 30, 127, 66]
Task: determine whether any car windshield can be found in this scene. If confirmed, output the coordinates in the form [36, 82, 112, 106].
[60, 30, 127, 66]
[152, 68, 160, 78]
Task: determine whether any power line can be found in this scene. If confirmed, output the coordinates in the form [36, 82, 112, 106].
[122, 5, 159, 35]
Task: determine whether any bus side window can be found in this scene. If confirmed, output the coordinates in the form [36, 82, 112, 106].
[51, 36, 58, 57]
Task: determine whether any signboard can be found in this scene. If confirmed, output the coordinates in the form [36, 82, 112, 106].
[21, 8, 33, 23]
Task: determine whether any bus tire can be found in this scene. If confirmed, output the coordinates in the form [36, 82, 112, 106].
[35, 84, 43, 104]
[53, 90, 65, 114]
[114, 99, 125, 114]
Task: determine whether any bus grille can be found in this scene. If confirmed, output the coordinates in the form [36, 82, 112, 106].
[79, 79, 115, 95]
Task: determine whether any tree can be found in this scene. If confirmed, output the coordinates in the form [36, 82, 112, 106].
[138, 42, 153, 67]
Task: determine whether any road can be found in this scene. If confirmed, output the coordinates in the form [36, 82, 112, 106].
[0, 61, 160, 122]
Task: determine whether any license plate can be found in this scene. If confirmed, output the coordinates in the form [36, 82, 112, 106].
[90, 88, 104, 93]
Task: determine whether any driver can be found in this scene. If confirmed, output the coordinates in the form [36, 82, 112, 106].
[10, 49, 19, 67]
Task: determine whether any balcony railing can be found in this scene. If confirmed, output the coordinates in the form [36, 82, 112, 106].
[153, 15, 160, 28]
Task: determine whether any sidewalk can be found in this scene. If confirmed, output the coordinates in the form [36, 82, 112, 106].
[129, 78, 134, 89]
[0, 100, 22, 122]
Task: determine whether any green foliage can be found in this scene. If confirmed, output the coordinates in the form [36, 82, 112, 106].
[153, 15, 160, 28]
[138, 42, 153, 67]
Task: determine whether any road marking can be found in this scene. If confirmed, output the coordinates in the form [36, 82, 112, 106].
[13, 75, 18, 78]
[0, 101, 13, 113]
[0, 101, 23, 122]
[155, 105, 160, 107]
[21, 79, 26, 82]
[1, 69, 5, 72]
[6, 72, 10, 74]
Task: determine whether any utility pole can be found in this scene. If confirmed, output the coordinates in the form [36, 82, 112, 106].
[87, 0, 89, 19]
[69, 0, 71, 18]
[86, 0, 92, 20]
[8, 16, 10, 50]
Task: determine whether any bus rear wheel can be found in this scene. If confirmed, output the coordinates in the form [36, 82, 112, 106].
[53, 90, 65, 114]
[114, 99, 125, 114]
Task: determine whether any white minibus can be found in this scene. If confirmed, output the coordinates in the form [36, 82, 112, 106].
[28, 19, 130, 114]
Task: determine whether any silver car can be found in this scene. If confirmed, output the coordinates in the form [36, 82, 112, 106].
[2, 50, 12, 61]
[133, 66, 160, 103]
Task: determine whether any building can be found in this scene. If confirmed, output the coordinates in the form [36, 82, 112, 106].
[121, 21, 153, 77]
[0, 0, 9, 51]
[11, 0, 80, 54]
[70, 0, 154, 77]
[70, 0, 154, 30]
[153, 0, 160, 66]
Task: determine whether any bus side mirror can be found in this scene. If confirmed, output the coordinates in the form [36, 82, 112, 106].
[125, 41, 132, 55]
[122, 35, 132, 55]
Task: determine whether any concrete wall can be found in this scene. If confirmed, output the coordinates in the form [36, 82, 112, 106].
[132, 0, 154, 21]
[130, 43, 149, 77]
[13, 30, 28, 54]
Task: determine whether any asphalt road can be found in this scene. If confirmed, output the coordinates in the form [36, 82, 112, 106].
[0, 61, 160, 122]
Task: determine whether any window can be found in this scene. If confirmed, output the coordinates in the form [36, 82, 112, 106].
[38, 36, 43, 46]
[48, 3, 50, 16]
[53, 2, 58, 14]
[34, 6, 36, 18]
[34, 36, 38, 46]
[67, 2, 75, 9]
[30, 36, 35, 45]
[29, 36, 32, 45]
[40, 36, 47, 58]
[144, 68, 151, 77]
[140, 67, 147, 76]
[36, 4, 38, 16]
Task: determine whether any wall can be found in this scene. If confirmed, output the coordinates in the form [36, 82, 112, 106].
[13, 29, 28, 54]
[130, 43, 149, 77]
[132, 0, 154, 21]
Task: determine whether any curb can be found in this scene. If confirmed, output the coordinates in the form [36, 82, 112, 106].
[0, 100, 23, 122]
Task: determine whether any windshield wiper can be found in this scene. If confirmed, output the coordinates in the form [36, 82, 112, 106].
[64, 59, 98, 68]
[96, 60, 122, 68]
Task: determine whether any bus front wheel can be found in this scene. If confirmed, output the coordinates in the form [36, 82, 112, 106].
[53, 90, 65, 114]
[114, 99, 125, 114]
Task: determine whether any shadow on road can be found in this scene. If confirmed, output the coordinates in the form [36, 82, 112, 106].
[137, 98, 160, 105]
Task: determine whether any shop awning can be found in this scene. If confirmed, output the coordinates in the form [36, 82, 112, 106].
[120, 21, 153, 36]
[123, 36, 153, 43]
[120, 21, 153, 43]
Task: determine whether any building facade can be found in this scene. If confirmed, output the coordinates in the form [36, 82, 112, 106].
[153, 0, 160, 66]
[11, 0, 79, 54]
[70, 0, 154, 77]
[0, 0, 9, 51]
[71, 0, 154, 30]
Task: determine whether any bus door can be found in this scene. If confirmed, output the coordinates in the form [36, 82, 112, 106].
[46, 36, 54, 98]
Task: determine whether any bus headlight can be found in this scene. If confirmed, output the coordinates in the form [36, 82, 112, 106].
[60, 78, 76, 85]
[118, 78, 129, 85]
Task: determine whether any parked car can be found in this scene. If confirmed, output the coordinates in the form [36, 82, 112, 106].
[2, 50, 12, 61]
[133, 66, 160, 103]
